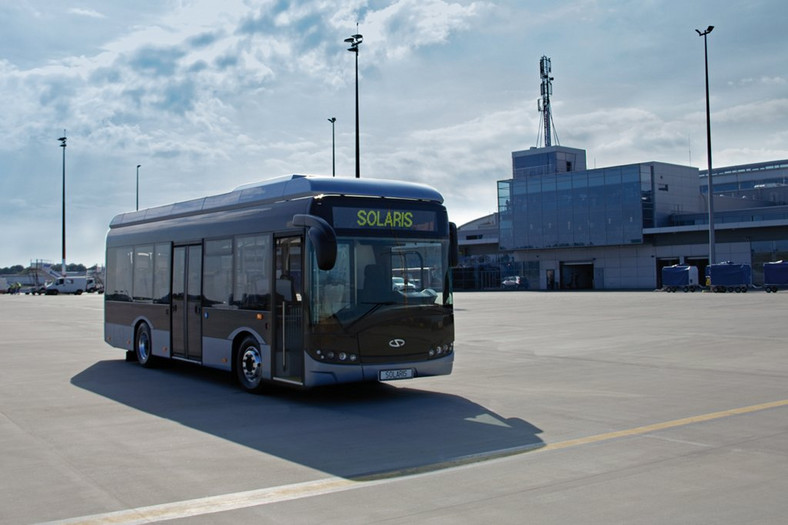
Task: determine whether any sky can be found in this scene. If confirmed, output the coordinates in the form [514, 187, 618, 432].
[1, 0, 786, 268]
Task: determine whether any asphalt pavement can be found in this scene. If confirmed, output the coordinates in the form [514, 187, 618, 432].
[1, 291, 786, 524]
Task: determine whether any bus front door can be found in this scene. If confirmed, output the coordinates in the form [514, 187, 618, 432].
[172, 244, 203, 361]
[274, 236, 304, 384]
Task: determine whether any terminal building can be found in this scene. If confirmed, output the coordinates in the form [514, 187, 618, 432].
[455, 56, 788, 291]
[456, 146, 788, 290]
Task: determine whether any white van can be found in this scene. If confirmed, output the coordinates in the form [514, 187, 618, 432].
[44, 276, 94, 295]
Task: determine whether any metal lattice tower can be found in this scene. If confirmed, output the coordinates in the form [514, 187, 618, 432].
[538, 56, 557, 147]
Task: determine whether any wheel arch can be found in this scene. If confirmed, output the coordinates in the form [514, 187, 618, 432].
[229, 328, 267, 375]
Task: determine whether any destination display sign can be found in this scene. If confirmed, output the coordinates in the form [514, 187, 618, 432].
[332, 207, 439, 232]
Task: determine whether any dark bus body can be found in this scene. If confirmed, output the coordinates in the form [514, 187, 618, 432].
[104, 175, 457, 391]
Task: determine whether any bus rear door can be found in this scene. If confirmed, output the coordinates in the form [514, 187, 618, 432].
[172, 244, 202, 361]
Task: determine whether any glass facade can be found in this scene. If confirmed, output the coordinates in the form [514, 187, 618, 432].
[499, 165, 649, 250]
[512, 147, 586, 178]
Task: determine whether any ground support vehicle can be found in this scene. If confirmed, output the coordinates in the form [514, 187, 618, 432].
[501, 275, 527, 290]
[661, 265, 699, 292]
[706, 262, 752, 293]
[44, 276, 95, 295]
[763, 260, 788, 293]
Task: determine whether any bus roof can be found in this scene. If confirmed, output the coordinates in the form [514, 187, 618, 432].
[110, 174, 445, 228]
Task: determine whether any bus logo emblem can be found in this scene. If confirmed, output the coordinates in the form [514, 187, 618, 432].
[388, 339, 406, 348]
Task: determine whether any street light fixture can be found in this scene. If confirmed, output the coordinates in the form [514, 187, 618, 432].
[696, 25, 715, 267]
[136, 164, 141, 211]
[345, 32, 363, 178]
[328, 118, 336, 177]
[58, 131, 67, 277]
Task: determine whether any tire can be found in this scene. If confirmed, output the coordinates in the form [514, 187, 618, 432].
[236, 336, 266, 393]
[135, 323, 156, 368]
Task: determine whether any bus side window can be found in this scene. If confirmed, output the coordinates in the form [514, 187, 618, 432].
[234, 234, 271, 310]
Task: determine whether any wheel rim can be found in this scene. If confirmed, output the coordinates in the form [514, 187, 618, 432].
[137, 330, 150, 362]
[240, 346, 262, 384]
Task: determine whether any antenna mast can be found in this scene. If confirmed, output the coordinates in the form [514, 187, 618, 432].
[538, 56, 555, 147]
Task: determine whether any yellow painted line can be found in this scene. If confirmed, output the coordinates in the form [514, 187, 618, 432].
[541, 398, 788, 452]
[44, 399, 788, 525]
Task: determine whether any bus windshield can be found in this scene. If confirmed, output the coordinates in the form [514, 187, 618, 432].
[310, 235, 451, 327]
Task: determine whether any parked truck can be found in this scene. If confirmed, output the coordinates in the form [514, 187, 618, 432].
[763, 260, 788, 293]
[661, 265, 700, 292]
[706, 262, 751, 293]
[43, 276, 96, 295]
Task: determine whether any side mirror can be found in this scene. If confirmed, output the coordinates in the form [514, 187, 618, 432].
[292, 214, 337, 271]
[449, 222, 459, 268]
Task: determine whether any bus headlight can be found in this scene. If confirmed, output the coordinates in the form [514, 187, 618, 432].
[430, 343, 453, 358]
[313, 349, 358, 364]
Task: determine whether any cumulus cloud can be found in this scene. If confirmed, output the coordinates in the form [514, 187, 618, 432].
[0, 0, 786, 266]
[68, 8, 105, 19]
[363, 0, 487, 60]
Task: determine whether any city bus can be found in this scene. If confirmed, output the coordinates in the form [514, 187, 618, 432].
[104, 174, 458, 392]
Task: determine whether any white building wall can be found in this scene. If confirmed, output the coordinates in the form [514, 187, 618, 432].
[516, 244, 660, 290]
[514, 240, 755, 290]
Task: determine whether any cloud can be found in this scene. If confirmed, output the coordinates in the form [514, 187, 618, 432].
[714, 98, 788, 124]
[730, 76, 787, 87]
[128, 46, 187, 76]
[364, 0, 486, 60]
[68, 8, 105, 19]
[1, 0, 787, 266]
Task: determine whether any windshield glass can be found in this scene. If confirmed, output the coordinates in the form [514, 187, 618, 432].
[310, 235, 452, 327]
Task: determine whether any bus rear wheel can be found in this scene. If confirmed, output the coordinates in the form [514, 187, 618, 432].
[135, 323, 156, 368]
[236, 337, 266, 393]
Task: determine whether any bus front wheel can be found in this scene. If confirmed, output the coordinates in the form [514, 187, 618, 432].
[236, 337, 265, 393]
[135, 323, 156, 368]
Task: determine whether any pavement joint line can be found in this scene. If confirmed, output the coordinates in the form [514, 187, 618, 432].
[41, 398, 788, 525]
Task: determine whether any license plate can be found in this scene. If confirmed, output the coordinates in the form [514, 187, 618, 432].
[379, 368, 415, 381]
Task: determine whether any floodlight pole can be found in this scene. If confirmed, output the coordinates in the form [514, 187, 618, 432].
[345, 32, 363, 178]
[136, 164, 141, 210]
[697, 25, 716, 267]
[58, 131, 67, 277]
[328, 118, 336, 177]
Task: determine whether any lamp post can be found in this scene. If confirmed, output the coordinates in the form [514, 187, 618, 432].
[136, 164, 141, 211]
[344, 32, 363, 178]
[327, 118, 336, 177]
[58, 131, 67, 277]
[696, 25, 715, 267]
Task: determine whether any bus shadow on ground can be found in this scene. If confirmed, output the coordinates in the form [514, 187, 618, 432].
[71, 359, 543, 479]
